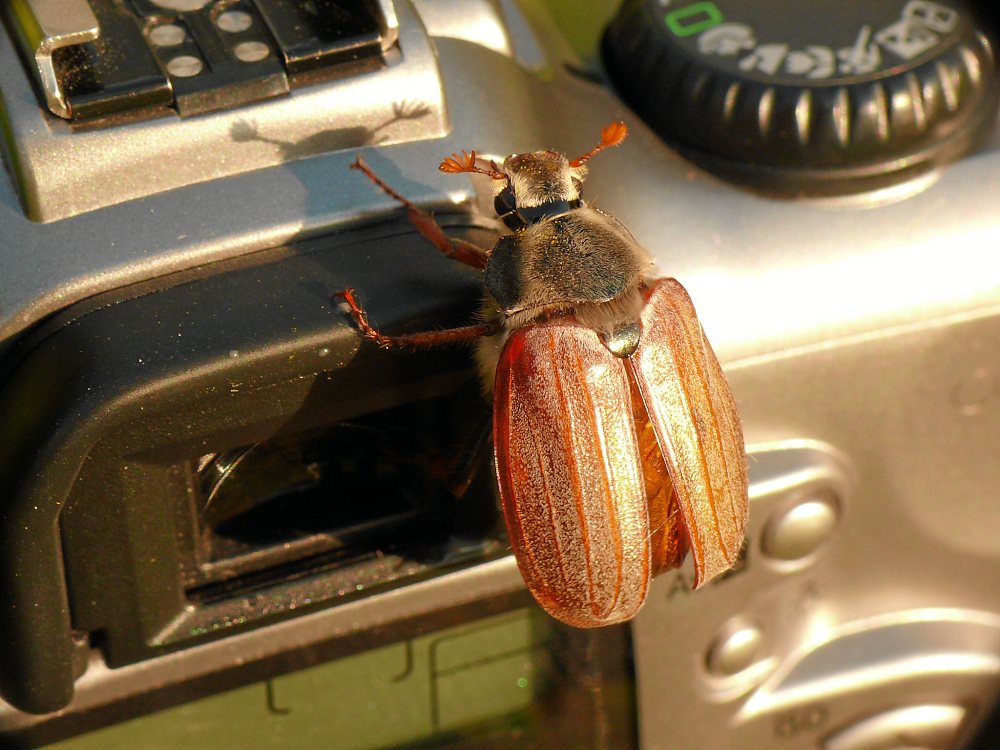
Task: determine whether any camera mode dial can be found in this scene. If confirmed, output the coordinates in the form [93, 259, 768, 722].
[603, 0, 998, 193]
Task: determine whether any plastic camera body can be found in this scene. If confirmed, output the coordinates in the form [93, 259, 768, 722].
[2, 2, 1000, 749]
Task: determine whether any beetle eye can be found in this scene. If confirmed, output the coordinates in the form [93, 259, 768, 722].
[494, 185, 515, 216]
[494, 184, 525, 230]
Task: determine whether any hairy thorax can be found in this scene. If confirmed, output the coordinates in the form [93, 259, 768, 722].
[476, 207, 655, 390]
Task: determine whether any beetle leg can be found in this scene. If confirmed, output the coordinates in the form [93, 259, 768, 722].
[352, 157, 490, 271]
[334, 288, 499, 349]
[407, 211, 490, 271]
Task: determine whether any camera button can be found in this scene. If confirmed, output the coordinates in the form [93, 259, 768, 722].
[149, 24, 186, 48]
[823, 704, 965, 750]
[705, 620, 763, 676]
[762, 496, 838, 562]
[216, 10, 253, 34]
[234, 41, 271, 63]
[150, 0, 210, 10]
[166, 55, 204, 78]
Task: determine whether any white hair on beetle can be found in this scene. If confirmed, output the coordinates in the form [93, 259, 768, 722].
[501, 151, 582, 208]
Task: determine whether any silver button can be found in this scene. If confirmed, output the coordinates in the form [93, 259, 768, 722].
[166, 55, 203, 78]
[216, 10, 253, 34]
[234, 41, 270, 63]
[149, 0, 210, 10]
[148, 24, 186, 48]
[824, 704, 965, 750]
[706, 622, 763, 676]
[762, 496, 838, 561]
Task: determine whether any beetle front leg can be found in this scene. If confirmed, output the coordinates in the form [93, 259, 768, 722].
[334, 288, 499, 349]
[352, 157, 490, 271]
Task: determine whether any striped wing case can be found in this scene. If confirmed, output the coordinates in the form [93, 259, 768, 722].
[493, 321, 653, 627]
[493, 278, 748, 626]
[629, 278, 748, 588]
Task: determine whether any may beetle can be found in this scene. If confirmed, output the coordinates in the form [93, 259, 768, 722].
[336, 123, 748, 627]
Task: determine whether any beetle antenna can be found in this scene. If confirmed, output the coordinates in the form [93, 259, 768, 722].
[439, 150, 505, 179]
[569, 121, 628, 167]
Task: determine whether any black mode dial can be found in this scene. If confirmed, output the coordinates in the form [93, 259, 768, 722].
[603, 0, 999, 194]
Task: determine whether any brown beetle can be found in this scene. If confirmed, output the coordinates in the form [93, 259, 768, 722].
[337, 123, 748, 627]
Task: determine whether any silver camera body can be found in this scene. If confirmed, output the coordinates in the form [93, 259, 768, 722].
[2, 1, 1000, 748]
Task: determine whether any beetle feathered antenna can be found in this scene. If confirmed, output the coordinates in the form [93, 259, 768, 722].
[439, 150, 505, 179]
[569, 121, 628, 168]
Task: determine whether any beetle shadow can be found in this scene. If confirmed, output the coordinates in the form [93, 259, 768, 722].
[230, 100, 433, 161]
[230, 90, 483, 308]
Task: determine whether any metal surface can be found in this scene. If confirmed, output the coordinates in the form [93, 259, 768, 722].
[5, 0, 99, 118]
[376, 0, 401, 50]
[1, 0, 1000, 746]
[824, 704, 966, 750]
[411, 0, 513, 55]
[0, 2, 998, 353]
[0, 0, 447, 222]
[635, 438, 1000, 748]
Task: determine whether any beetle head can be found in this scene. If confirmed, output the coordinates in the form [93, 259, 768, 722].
[439, 122, 627, 231]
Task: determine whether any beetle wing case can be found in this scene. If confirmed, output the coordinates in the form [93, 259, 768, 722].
[493, 278, 748, 626]
[629, 278, 748, 588]
[493, 320, 653, 628]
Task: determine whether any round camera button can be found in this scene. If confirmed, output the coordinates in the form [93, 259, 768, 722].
[763, 497, 838, 562]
